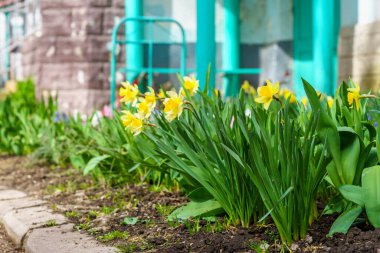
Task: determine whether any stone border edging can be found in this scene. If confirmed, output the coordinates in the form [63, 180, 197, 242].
[0, 187, 117, 253]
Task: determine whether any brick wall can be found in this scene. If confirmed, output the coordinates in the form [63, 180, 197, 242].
[339, 21, 380, 91]
[22, 0, 125, 114]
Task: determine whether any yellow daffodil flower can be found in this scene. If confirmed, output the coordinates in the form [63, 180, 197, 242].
[121, 111, 143, 135]
[254, 80, 280, 110]
[137, 99, 153, 118]
[347, 82, 360, 109]
[249, 86, 256, 96]
[129, 116, 143, 135]
[144, 87, 156, 108]
[281, 89, 296, 103]
[121, 110, 134, 128]
[182, 76, 199, 96]
[158, 89, 165, 99]
[327, 96, 334, 109]
[214, 89, 220, 97]
[241, 80, 256, 95]
[119, 81, 139, 105]
[301, 97, 308, 107]
[163, 91, 184, 122]
[241, 80, 251, 93]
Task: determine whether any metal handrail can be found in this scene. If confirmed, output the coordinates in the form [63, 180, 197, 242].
[110, 16, 187, 109]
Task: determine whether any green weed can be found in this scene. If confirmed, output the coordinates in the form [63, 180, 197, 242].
[97, 231, 129, 242]
[65, 210, 79, 218]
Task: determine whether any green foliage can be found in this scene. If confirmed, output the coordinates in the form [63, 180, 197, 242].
[303, 80, 380, 235]
[329, 165, 380, 236]
[33, 110, 177, 187]
[235, 104, 326, 243]
[0, 79, 56, 155]
[362, 166, 380, 227]
[4, 77, 380, 246]
[145, 91, 265, 228]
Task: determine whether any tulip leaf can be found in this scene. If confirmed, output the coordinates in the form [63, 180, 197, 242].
[168, 199, 224, 221]
[362, 166, 380, 227]
[364, 147, 378, 168]
[302, 79, 342, 182]
[328, 204, 362, 237]
[187, 187, 214, 202]
[340, 131, 360, 185]
[323, 195, 347, 215]
[339, 185, 364, 207]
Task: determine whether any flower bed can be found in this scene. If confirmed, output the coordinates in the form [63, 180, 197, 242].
[0, 75, 380, 251]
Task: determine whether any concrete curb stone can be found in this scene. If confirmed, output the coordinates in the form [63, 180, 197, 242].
[0, 187, 117, 253]
[0, 190, 27, 200]
[0, 197, 46, 217]
[2, 205, 67, 245]
[25, 223, 117, 253]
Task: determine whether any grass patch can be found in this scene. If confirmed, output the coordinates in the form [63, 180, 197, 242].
[65, 210, 79, 218]
[44, 219, 57, 227]
[155, 204, 176, 216]
[97, 231, 129, 242]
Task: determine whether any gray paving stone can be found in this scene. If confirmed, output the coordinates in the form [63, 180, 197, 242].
[24, 223, 117, 253]
[0, 198, 46, 218]
[0, 187, 117, 252]
[0, 190, 27, 200]
[2, 205, 66, 245]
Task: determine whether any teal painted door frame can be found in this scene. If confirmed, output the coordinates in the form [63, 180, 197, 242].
[125, 0, 143, 83]
[223, 0, 240, 96]
[196, 0, 216, 90]
[293, 0, 340, 96]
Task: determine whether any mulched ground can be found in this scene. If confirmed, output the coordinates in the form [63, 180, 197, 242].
[0, 155, 379, 252]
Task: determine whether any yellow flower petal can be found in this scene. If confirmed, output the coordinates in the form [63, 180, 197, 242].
[119, 81, 139, 105]
[241, 80, 251, 93]
[255, 81, 280, 109]
[301, 97, 308, 107]
[163, 91, 184, 122]
[327, 96, 333, 109]
[182, 76, 199, 96]
[121, 110, 143, 135]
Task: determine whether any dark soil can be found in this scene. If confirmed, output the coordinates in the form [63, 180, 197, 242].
[0, 224, 23, 253]
[0, 155, 379, 252]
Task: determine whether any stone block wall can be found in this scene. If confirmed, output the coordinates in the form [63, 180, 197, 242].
[22, 0, 125, 114]
[339, 21, 380, 92]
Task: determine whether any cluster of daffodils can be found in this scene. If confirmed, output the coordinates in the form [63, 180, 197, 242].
[119, 82, 152, 135]
[119, 76, 199, 136]
[241, 80, 256, 96]
[240, 80, 350, 110]
[242, 80, 297, 110]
